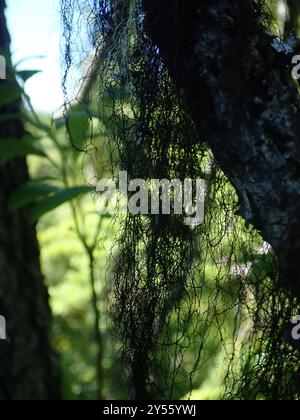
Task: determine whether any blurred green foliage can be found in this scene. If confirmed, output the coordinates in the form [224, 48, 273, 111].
[23, 104, 126, 400]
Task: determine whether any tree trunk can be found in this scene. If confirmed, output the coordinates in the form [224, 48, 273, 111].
[142, 0, 300, 296]
[285, 0, 300, 36]
[0, 0, 60, 400]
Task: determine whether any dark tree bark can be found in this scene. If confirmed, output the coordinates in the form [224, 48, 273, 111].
[142, 0, 300, 296]
[285, 0, 300, 36]
[0, 0, 60, 400]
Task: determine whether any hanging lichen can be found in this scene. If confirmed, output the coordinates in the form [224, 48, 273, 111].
[61, 0, 300, 400]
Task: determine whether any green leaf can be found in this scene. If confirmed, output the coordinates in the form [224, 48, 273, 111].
[67, 103, 90, 149]
[53, 116, 65, 130]
[15, 55, 45, 67]
[29, 185, 94, 223]
[0, 82, 22, 107]
[0, 136, 48, 165]
[24, 112, 52, 134]
[8, 182, 59, 212]
[17, 70, 41, 83]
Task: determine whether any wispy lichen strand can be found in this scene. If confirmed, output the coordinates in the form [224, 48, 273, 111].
[61, 0, 300, 400]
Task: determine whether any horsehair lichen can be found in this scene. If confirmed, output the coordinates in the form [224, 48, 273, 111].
[61, 0, 300, 400]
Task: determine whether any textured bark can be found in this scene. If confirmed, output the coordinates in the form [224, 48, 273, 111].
[285, 0, 300, 36]
[142, 0, 300, 295]
[0, 0, 60, 400]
